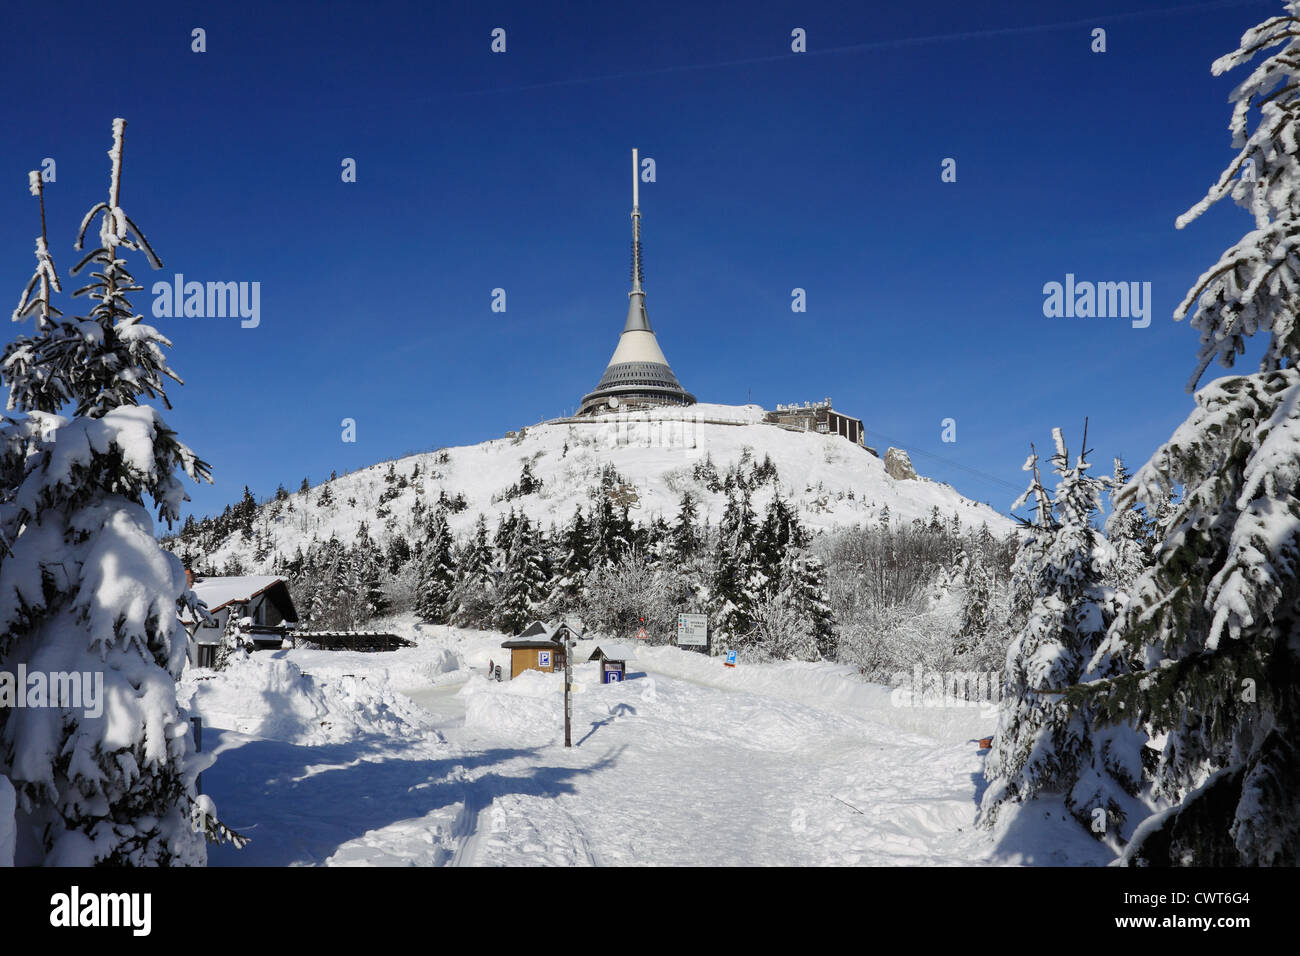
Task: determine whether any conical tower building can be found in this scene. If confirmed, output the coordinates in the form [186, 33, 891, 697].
[578, 149, 696, 416]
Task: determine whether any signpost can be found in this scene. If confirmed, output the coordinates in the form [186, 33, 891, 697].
[724, 650, 738, 668]
[602, 659, 626, 683]
[563, 626, 573, 748]
[677, 613, 708, 654]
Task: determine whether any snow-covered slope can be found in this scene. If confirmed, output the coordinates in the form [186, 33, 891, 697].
[192, 403, 1013, 565]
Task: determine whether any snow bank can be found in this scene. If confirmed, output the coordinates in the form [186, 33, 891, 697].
[460, 670, 566, 746]
[180, 653, 436, 746]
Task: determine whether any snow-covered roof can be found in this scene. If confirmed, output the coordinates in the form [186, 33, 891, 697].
[504, 619, 585, 648]
[190, 575, 290, 613]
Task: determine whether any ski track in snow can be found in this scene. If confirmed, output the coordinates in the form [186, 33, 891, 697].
[199, 624, 999, 867]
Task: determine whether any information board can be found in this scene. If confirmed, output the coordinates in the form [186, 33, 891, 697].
[677, 613, 708, 647]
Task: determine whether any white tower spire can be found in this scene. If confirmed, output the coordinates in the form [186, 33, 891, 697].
[577, 148, 695, 415]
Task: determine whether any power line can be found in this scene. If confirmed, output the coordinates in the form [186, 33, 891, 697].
[860, 427, 1025, 499]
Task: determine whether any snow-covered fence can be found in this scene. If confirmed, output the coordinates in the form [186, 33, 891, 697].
[293, 631, 415, 652]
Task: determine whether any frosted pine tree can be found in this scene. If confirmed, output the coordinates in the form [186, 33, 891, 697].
[781, 549, 836, 660]
[496, 516, 547, 634]
[415, 505, 456, 624]
[10, 172, 61, 333]
[955, 557, 994, 657]
[669, 492, 701, 562]
[215, 613, 253, 671]
[1075, 5, 1300, 865]
[549, 506, 591, 607]
[982, 429, 1136, 839]
[710, 489, 761, 650]
[449, 515, 494, 627]
[0, 120, 242, 864]
[351, 523, 387, 622]
[1103, 457, 1150, 597]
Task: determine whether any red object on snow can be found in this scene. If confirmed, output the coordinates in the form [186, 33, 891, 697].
[978, 736, 994, 750]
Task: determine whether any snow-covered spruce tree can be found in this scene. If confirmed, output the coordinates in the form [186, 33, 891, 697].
[547, 505, 591, 609]
[1103, 457, 1150, 597]
[588, 472, 634, 568]
[414, 504, 456, 624]
[449, 514, 495, 627]
[1072, 6, 1300, 866]
[669, 492, 702, 562]
[495, 515, 547, 634]
[778, 548, 836, 660]
[350, 522, 387, 622]
[0, 120, 242, 864]
[214, 612, 253, 671]
[954, 554, 994, 657]
[981, 429, 1139, 840]
[710, 489, 762, 652]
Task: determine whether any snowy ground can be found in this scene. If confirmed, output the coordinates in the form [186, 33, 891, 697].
[185, 614, 1110, 866]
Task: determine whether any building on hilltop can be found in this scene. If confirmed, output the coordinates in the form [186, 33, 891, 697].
[578, 149, 695, 417]
[764, 399, 869, 450]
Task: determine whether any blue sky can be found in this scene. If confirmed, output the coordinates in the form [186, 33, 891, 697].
[0, 0, 1281, 525]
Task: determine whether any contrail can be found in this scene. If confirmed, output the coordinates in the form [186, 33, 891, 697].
[308, 0, 1264, 113]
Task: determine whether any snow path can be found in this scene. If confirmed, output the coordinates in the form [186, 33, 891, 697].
[199, 633, 999, 866]
[402, 661, 992, 866]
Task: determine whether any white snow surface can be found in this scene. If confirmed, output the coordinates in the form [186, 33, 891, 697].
[197, 403, 1012, 567]
[186, 613, 1106, 867]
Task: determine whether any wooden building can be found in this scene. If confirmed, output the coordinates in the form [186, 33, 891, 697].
[501, 620, 583, 679]
[764, 398, 866, 447]
[183, 572, 299, 668]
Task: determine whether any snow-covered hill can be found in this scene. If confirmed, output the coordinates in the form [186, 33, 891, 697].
[186, 403, 1013, 566]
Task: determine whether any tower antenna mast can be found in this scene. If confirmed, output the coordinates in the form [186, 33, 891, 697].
[631, 148, 643, 293]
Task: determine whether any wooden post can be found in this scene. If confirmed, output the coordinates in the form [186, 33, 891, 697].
[191, 716, 203, 794]
[564, 628, 573, 748]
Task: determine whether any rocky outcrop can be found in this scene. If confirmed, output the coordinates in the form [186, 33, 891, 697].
[884, 447, 917, 481]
